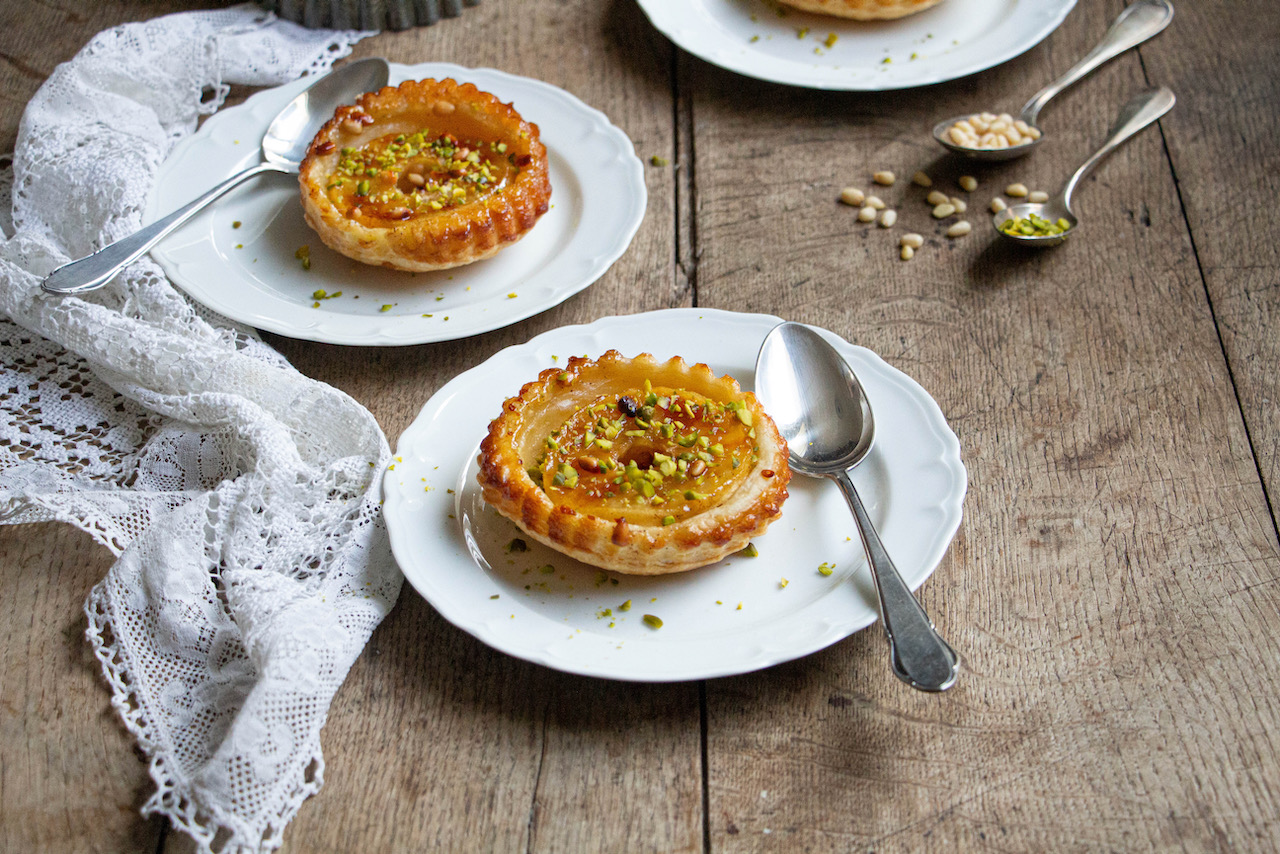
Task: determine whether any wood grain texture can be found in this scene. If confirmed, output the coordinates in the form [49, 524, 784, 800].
[0, 523, 163, 854]
[3, 0, 1280, 852]
[262, 3, 703, 852]
[689, 1, 1280, 850]
[1136, 0, 1280, 527]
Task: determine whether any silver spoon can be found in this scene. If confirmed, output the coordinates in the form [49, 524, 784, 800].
[41, 57, 390, 295]
[994, 85, 1174, 248]
[756, 322, 960, 692]
[932, 0, 1173, 162]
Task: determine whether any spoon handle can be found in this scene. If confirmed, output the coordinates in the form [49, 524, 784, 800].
[834, 469, 959, 692]
[1019, 0, 1173, 128]
[1061, 86, 1175, 211]
[41, 160, 291, 295]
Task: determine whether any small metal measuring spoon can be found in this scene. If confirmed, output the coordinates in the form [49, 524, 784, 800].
[41, 57, 390, 295]
[755, 321, 960, 692]
[932, 0, 1173, 162]
[994, 85, 1174, 247]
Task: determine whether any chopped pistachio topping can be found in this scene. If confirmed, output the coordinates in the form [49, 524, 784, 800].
[327, 128, 521, 222]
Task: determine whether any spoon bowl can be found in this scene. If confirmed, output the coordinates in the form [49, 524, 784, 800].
[42, 57, 391, 295]
[995, 86, 1174, 249]
[756, 322, 960, 692]
[932, 113, 1043, 163]
[933, 0, 1172, 162]
[994, 201, 1078, 248]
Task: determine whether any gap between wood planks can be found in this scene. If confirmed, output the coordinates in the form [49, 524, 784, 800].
[1133, 44, 1280, 546]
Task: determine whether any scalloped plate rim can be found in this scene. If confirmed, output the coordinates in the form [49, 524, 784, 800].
[383, 308, 967, 682]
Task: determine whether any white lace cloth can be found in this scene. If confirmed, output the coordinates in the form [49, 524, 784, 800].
[0, 7, 402, 853]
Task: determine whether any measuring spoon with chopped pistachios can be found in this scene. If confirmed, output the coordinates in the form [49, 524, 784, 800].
[995, 86, 1174, 248]
[933, 0, 1173, 163]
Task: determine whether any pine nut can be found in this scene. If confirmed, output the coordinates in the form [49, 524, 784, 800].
[878, 209, 897, 227]
[858, 205, 877, 223]
[990, 197, 1007, 213]
[1028, 190, 1049, 203]
[943, 112, 1038, 150]
[926, 190, 950, 206]
[866, 195, 886, 210]
[958, 175, 978, 192]
[900, 233, 924, 249]
[341, 118, 364, 135]
[407, 172, 426, 187]
[900, 245, 915, 260]
[946, 220, 972, 238]
[873, 170, 896, 186]
[932, 202, 957, 219]
[839, 187, 866, 206]
[1005, 183, 1029, 197]
[950, 197, 967, 214]
[912, 171, 932, 187]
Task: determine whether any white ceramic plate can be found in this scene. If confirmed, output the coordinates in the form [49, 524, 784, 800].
[383, 309, 966, 681]
[146, 63, 645, 345]
[636, 0, 1076, 91]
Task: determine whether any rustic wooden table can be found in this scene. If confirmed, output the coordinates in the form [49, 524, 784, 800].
[3, 0, 1278, 851]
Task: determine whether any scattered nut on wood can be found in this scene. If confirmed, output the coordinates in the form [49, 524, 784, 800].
[858, 205, 877, 222]
[1006, 183, 1029, 198]
[873, 170, 896, 186]
[932, 202, 957, 219]
[959, 175, 978, 192]
[866, 195, 887, 210]
[1029, 190, 1050, 203]
[900, 245, 915, 260]
[947, 220, 973, 238]
[878, 210, 897, 227]
[912, 171, 932, 187]
[839, 187, 866, 206]
[990, 197, 1007, 213]
[926, 190, 950, 206]
[900, 233, 924, 249]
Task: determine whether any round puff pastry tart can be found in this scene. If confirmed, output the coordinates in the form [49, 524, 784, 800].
[776, 0, 946, 19]
[299, 78, 551, 271]
[477, 351, 791, 575]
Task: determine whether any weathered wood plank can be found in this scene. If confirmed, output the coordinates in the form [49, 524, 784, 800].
[688, 1, 1280, 850]
[0, 523, 164, 854]
[1137, 0, 1280, 529]
[266, 3, 704, 852]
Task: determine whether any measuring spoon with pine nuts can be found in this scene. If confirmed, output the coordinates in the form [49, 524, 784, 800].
[932, 0, 1172, 162]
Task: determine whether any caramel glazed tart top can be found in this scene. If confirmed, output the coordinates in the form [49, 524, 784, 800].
[298, 77, 551, 272]
[477, 351, 792, 575]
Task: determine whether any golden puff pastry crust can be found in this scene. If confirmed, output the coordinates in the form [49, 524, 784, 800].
[776, 0, 947, 20]
[477, 351, 791, 575]
[298, 77, 551, 272]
